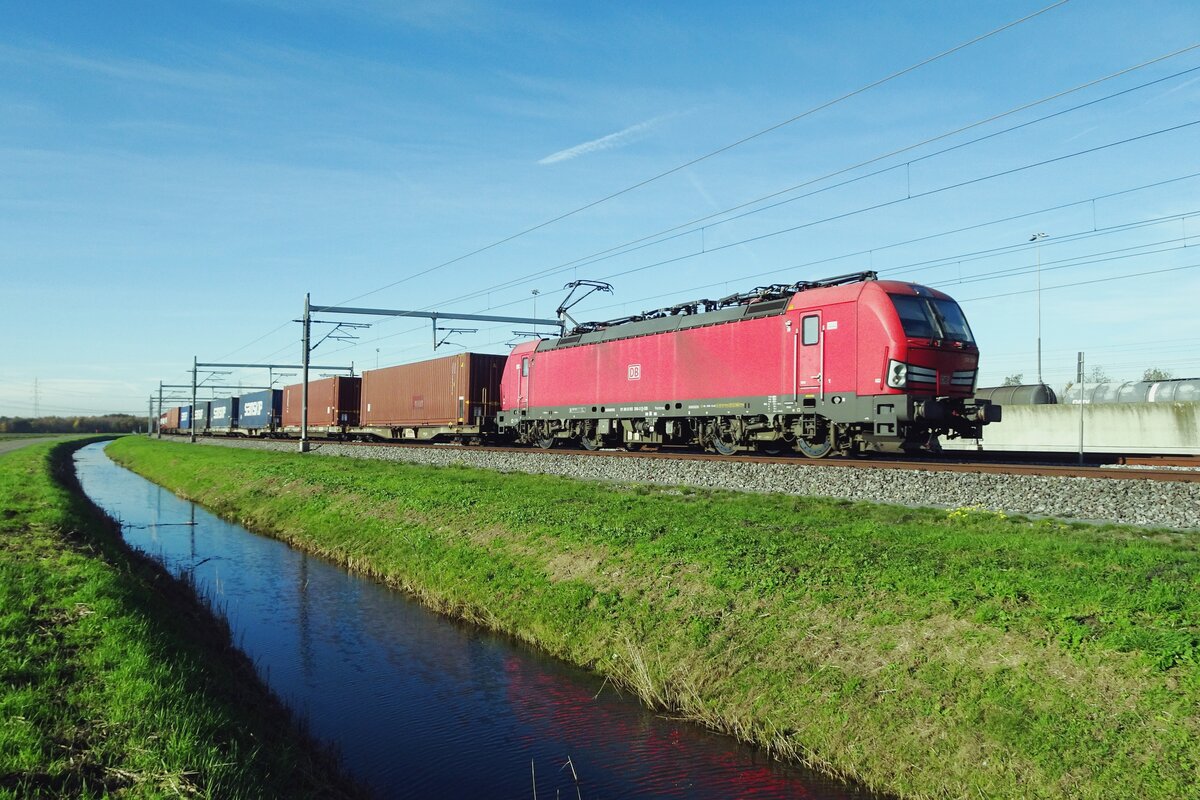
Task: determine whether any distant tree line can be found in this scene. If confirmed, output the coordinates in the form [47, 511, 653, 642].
[1001, 367, 1178, 391]
[0, 414, 141, 434]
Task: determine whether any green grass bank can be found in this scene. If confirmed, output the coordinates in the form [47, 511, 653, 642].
[0, 438, 365, 799]
[109, 437, 1200, 800]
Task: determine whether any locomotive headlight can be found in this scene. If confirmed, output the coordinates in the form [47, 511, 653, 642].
[886, 359, 908, 389]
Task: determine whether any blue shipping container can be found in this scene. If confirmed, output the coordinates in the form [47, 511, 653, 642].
[211, 397, 239, 429]
[180, 406, 192, 429]
[193, 401, 211, 432]
[239, 389, 282, 431]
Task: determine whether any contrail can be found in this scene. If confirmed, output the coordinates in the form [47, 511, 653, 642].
[538, 115, 672, 165]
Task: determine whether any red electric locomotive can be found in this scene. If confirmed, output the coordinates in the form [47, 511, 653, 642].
[496, 272, 1000, 456]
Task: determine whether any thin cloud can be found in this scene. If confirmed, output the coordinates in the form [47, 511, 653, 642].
[538, 114, 673, 165]
[233, 0, 492, 32]
[0, 43, 255, 93]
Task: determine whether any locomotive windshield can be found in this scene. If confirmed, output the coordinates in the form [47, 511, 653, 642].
[889, 294, 975, 344]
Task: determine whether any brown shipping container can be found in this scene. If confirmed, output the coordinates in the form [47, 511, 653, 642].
[282, 376, 362, 427]
[165, 406, 181, 431]
[361, 353, 506, 427]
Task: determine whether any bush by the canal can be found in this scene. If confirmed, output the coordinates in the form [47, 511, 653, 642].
[0, 438, 366, 798]
[110, 436, 1200, 800]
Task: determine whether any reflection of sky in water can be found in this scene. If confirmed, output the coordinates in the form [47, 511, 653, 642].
[75, 442, 879, 799]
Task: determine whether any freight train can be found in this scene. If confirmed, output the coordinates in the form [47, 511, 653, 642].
[159, 272, 1001, 457]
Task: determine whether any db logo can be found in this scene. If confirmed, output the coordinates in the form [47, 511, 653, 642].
[627, 364, 641, 380]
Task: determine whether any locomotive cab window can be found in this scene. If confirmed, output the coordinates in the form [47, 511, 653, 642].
[802, 315, 820, 345]
[889, 294, 975, 344]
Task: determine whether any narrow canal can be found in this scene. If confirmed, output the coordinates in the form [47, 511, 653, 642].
[75, 442, 881, 799]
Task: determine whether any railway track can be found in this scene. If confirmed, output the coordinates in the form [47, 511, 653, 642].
[295, 438, 1200, 483]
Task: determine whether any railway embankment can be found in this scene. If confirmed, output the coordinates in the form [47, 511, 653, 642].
[109, 436, 1200, 799]
[200, 434, 1199, 530]
[0, 437, 365, 797]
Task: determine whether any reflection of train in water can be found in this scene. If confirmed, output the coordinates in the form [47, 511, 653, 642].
[158, 272, 1001, 457]
[943, 379, 1200, 456]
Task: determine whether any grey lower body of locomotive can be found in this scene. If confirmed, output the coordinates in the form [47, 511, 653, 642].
[498, 392, 1000, 456]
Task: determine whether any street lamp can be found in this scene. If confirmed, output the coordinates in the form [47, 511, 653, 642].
[1030, 232, 1048, 385]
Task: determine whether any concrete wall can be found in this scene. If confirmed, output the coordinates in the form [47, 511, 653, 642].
[941, 402, 1200, 455]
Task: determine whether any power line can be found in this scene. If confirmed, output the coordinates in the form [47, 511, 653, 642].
[685, 172, 1200, 293]
[499, 205, 1200, 323]
[305, 141, 1200, 368]
[324, 231, 1200, 367]
[873, 210, 1199, 278]
[235, 34, 1195, 367]
[930, 234, 1195, 288]
[392, 113, 1200, 336]
[595, 119, 1200, 283]
[241, 40, 1200, 371]
[328, 1, 1071, 308]
[961, 260, 1200, 302]
[338, 174, 1200, 359]
[432, 47, 1200, 308]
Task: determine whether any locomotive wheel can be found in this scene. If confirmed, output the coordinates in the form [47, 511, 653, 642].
[712, 432, 738, 456]
[796, 431, 833, 459]
[534, 436, 556, 450]
[580, 435, 605, 451]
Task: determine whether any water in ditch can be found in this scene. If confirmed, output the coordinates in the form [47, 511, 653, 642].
[74, 441, 881, 799]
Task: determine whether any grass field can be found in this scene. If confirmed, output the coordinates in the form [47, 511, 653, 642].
[0, 438, 365, 798]
[108, 436, 1200, 800]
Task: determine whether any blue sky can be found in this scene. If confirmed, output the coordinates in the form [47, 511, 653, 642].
[3, 0, 1199, 418]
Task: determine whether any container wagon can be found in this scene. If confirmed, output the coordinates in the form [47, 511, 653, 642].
[210, 397, 239, 433]
[358, 352, 506, 442]
[282, 376, 362, 438]
[239, 389, 283, 436]
[192, 400, 212, 435]
[159, 406, 182, 434]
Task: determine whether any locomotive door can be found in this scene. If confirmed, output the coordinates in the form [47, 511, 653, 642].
[518, 356, 530, 411]
[796, 312, 823, 400]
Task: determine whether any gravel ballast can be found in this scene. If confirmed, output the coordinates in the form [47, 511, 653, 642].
[184, 437, 1200, 531]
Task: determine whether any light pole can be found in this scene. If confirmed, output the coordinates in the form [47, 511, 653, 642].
[1030, 232, 1048, 385]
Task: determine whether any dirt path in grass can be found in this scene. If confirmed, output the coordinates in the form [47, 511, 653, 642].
[0, 436, 65, 456]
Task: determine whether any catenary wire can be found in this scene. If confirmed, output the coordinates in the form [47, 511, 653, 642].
[960, 260, 1200, 302]
[300, 119, 1200, 364]
[431, 48, 1200, 307]
[233, 37, 1194, 367]
[308, 175, 1200, 364]
[478, 207, 1200, 323]
[326, 1, 1071, 308]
